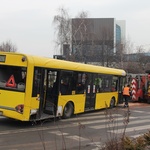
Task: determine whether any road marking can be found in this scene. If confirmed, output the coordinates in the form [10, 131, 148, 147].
[132, 110, 145, 113]
[131, 134, 144, 138]
[0, 124, 77, 135]
[88, 142, 104, 150]
[0, 115, 149, 136]
[62, 109, 150, 123]
[49, 131, 69, 136]
[66, 135, 88, 141]
[90, 119, 150, 129]
[132, 110, 150, 114]
[107, 124, 150, 134]
[49, 131, 88, 141]
[64, 114, 124, 122]
[0, 108, 150, 140]
[72, 116, 136, 125]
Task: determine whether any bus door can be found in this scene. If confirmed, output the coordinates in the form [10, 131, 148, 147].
[43, 70, 59, 116]
[32, 67, 45, 118]
[85, 73, 96, 110]
[32, 68, 59, 119]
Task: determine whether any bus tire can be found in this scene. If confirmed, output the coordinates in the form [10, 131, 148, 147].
[110, 98, 115, 108]
[62, 102, 74, 119]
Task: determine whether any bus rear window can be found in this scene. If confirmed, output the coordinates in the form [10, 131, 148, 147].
[0, 65, 26, 92]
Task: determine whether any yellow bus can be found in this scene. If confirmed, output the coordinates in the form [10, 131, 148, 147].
[0, 52, 126, 121]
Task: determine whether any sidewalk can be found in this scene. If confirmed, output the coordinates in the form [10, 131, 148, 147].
[118, 101, 150, 108]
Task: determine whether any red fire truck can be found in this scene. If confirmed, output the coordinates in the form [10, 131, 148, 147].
[126, 71, 150, 103]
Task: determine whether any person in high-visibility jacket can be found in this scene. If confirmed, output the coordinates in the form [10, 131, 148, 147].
[123, 84, 130, 107]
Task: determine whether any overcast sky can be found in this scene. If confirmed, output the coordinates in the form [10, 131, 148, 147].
[0, 0, 150, 58]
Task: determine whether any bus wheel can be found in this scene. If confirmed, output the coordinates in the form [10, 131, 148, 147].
[62, 102, 74, 119]
[110, 98, 115, 108]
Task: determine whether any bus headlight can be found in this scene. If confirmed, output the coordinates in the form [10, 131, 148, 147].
[15, 104, 24, 113]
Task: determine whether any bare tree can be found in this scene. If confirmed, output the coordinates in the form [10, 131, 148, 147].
[118, 38, 136, 72]
[71, 17, 90, 63]
[53, 8, 149, 73]
[136, 45, 149, 73]
[124, 37, 134, 54]
[53, 7, 71, 56]
[76, 11, 89, 18]
[122, 43, 150, 74]
[53, 7, 89, 61]
[98, 27, 114, 67]
[72, 19, 123, 66]
[0, 40, 17, 52]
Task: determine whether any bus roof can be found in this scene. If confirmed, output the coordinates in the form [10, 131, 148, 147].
[0, 52, 126, 76]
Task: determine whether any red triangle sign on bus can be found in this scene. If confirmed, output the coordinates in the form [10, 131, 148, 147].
[6, 75, 16, 88]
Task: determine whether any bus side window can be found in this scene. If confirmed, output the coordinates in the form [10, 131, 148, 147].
[76, 82, 84, 94]
[100, 75, 112, 92]
[94, 76, 102, 93]
[46, 70, 58, 98]
[60, 71, 72, 95]
[96, 75, 103, 92]
[60, 79, 69, 95]
[76, 73, 86, 94]
[112, 76, 119, 92]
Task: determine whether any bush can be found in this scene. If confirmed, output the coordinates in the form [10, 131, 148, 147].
[102, 107, 150, 150]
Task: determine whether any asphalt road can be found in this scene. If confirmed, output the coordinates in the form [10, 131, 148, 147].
[0, 102, 150, 150]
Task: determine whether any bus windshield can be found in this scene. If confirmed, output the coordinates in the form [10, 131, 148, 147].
[0, 65, 26, 92]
